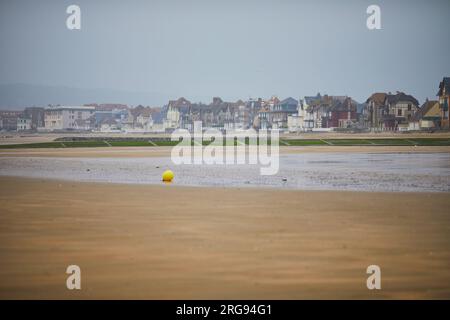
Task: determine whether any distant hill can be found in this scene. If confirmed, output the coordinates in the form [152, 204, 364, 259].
[0, 84, 169, 110]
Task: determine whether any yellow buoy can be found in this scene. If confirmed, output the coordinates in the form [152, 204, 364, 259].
[162, 170, 174, 182]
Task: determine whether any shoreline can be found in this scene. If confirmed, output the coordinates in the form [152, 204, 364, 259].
[1, 176, 449, 299]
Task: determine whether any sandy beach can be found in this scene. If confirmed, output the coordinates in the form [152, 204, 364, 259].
[1, 145, 450, 158]
[0, 176, 449, 299]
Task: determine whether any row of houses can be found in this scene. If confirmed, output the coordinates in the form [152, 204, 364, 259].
[163, 95, 358, 132]
[293, 77, 449, 132]
[164, 97, 258, 131]
[0, 104, 164, 133]
[362, 78, 449, 131]
[160, 78, 449, 132]
[2, 77, 449, 133]
[0, 107, 45, 132]
[161, 93, 398, 132]
[288, 94, 361, 132]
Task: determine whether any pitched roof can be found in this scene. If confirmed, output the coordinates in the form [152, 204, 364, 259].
[366, 92, 387, 105]
[437, 77, 450, 96]
[331, 96, 347, 103]
[151, 109, 164, 123]
[278, 97, 298, 105]
[412, 100, 439, 121]
[137, 109, 152, 117]
[168, 97, 191, 108]
[331, 97, 357, 112]
[267, 96, 280, 105]
[304, 93, 322, 105]
[211, 97, 223, 105]
[385, 92, 419, 106]
[130, 105, 152, 117]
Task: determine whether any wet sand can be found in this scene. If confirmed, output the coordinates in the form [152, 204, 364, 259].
[0, 176, 449, 299]
[1, 152, 449, 192]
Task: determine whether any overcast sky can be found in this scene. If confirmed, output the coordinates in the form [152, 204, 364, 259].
[0, 0, 449, 105]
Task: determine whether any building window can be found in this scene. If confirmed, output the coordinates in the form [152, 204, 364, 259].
[397, 109, 402, 116]
[408, 104, 412, 111]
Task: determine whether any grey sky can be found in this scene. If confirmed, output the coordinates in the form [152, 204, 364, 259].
[0, 0, 449, 106]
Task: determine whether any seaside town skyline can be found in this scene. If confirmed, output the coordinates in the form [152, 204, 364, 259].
[2, 76, 449, 133]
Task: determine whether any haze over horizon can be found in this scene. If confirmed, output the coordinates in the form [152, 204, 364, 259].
[0, 0, 449, 109]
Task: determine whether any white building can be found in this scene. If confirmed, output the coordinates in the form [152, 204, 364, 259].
[17, 117, 32, 131]
[136, 113, 153, 131]
[164, 98, 191, 130]
[44, 106, 95, 131]
[99, 118, 121, 133]
[164, 106, 180, 129]
[287, 114, 302, 132]
[287, 99, 307, 132]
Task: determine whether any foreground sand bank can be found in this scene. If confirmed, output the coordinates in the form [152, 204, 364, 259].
[0, 176, 449, 299]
